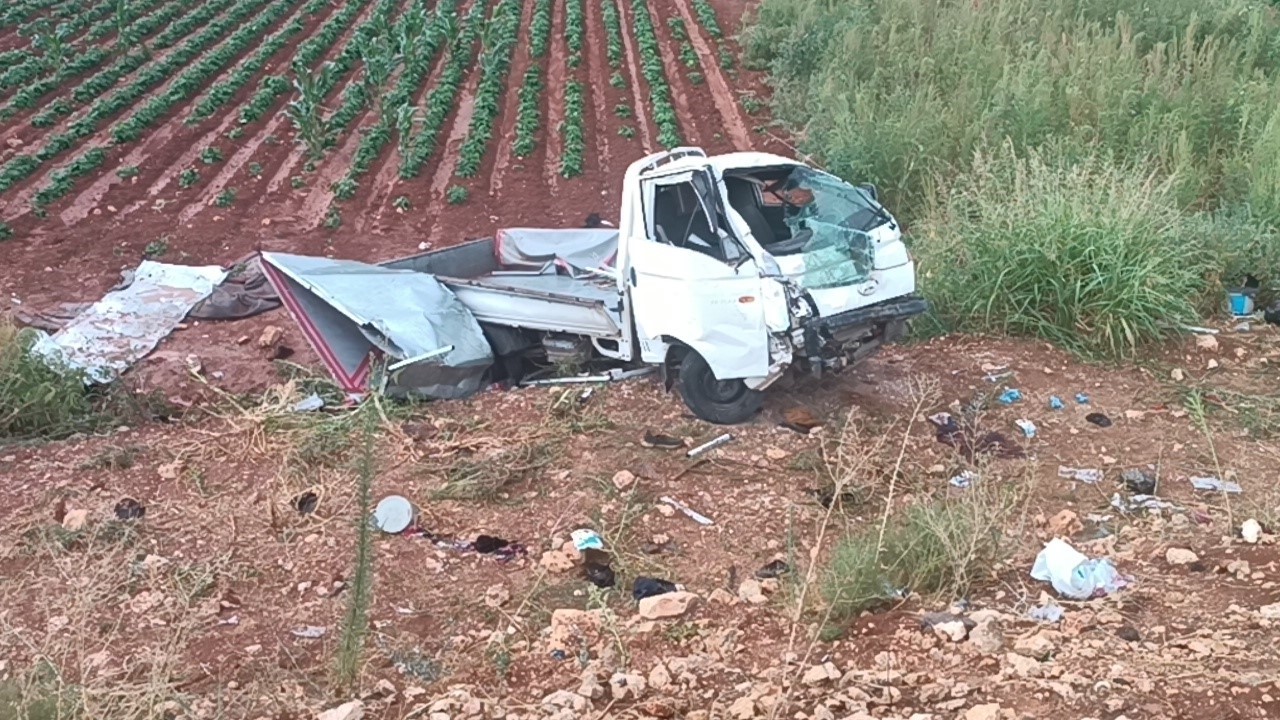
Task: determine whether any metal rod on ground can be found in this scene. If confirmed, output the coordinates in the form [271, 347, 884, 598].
[687, 433, 733, 457]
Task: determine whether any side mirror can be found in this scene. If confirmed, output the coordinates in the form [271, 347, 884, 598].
[858, 183, 879, 201]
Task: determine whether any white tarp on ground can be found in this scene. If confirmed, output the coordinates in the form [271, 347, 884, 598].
[31, 261, 227, 383]
[260, 252, 493, 399]
[494, 228, 619, 276]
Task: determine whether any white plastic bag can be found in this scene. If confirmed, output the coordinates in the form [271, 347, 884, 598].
[1031, 538, 1125, 599]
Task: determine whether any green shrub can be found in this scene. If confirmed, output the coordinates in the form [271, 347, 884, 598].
[0, 321, 101, 441]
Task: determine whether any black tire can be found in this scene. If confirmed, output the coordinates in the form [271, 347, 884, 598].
[676, 351, 764, 425]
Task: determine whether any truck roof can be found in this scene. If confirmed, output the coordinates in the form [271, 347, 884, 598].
[707, 151, 804, 172]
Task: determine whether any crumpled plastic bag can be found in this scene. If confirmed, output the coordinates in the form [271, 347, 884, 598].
[1031, 538, 1127, 599]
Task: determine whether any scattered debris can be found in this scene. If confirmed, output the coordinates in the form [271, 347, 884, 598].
[641, 431, 683, 449]
[950, 470, 978, 489]
[781, 407, 823, 434]
[1085, 412, 1112, 428]
[1049, 395, 1064, 410]
[373, 495, 415, 534]
[997, 388, 1023, 404]
[687, 433, 733, 457]
[114, 498, 145, 521]
[929, 413, 1025, 461]
[61, 509, 89, 532]
[920, 612, 974, 642]
[1015, 419, 1036, 438]
[291, 626, 327, 639]
[1058, 466, 1103, 484]
[571, 529, 604, 551]
[294, 491, 319, 515]
[1110, 494, 1178, 514]
[1121, 468, 1156, 494]
[1242, 519, 1263, 544]
[1190, 476, 1242, 494]
[293, 394, 324, 412]
[583, 562, 616, 588]
[632, 577, 678, 601]
[1075, 393, 1089, 404]
[755, 559, 790, 579]
[811, 486, 859, 508]
[968, 614, 1004, 654]
[611, 470, 636, 491]
[317, 700, 363, 720]
[1166, 548, 1199, 566]
[660, 496, 713, 525]
[1116, 624, 1142, 642]
[472, 535, 510, 554]
[1046, 509, 1082, 537]
[1027, 604, 1065, 624]
[30, 261, 228, 383]
[1031, 538, 1128, 599]
[737, 579, 768, 604]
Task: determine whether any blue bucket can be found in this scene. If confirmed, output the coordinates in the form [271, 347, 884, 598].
[1228, 291, 1255, 317]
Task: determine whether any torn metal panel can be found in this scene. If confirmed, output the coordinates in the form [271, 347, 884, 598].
[30, 261, 227, 383]
[494, 228, 620, 276]
[260, 252, 492, 399]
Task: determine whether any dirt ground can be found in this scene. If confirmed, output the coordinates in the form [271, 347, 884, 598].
[4, 2, 1280, 719]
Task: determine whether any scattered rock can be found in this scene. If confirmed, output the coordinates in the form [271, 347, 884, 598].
[656, 504, 675, 517]
[726, 696, 755, 720]
[258, 325, 283, 348]
[1171, 368, 1185, 382]
[542, 690, 587, 712]
[969, 618, 1004, 654]
[1004, 652, 1042, 679]
[5, 137, 23, 149]
[737, 579, 768, 605]
[609, 672, 646, 700]
[547, 609, 604, 655]
[765, 447, 788, 460]
[1116, 624, 1142, 642]
[933, 620, 969, 643]
[540, 550, 575, 573]
[801, 662, 841, 685]
[612, 470, 636, 491]
[638, 591, 698, 620]
[576, 672, 604, 699]
[1195, 334, 1219, 352]
[1260, 603, 1280, 621]
[964, 703, 1003, 720]
[1046, 509, 1082, 537]
[647, 663, 671, 691]
[483, 584, 510, 608]
[708, 588, 737, 605]
[1013, 631, 1055, 660]
[316, 701, 363, 720]
[1166, 547, 1199, 566]
[61, 509, 89, 532]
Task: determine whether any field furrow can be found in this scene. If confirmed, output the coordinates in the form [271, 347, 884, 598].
[541, 0, 567, 186]
[666, 0, 751, 151]
[612, 0, 655, 153]
[485, 0, 541, 198]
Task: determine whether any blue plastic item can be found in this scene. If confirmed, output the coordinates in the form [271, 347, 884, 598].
[1049, 396, 1064, 410]
[1075, 393, 1090, 404]
[998, 389, 1023, 405]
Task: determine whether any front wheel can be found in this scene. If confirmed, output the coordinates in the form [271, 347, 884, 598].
[677, 351, 764, 425]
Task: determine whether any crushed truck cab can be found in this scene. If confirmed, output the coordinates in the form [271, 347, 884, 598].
[262, 147, 926, 424]
[617, 147, 926, 422]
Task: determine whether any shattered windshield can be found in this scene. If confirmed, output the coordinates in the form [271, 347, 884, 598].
[772, 167, 880, 289]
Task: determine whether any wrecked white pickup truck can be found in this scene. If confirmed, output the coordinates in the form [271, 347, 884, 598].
[262, 147, 927, 424]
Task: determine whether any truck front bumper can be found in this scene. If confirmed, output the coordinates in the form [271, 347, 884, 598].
[798, 294, 930, 374]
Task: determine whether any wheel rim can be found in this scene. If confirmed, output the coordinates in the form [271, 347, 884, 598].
[696, 368, 747, 405]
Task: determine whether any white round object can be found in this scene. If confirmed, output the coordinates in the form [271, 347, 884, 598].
[373, 495, 414, 534]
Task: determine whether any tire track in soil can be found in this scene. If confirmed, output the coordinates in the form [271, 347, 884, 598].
[483, 0, 536, 198]
[361, 0, 480, 234]
[63, 0, 328, 226]
[541, 0, 567, 188]
[581, 0, 612, 177]
[644, 1, 699, 147]
[421, 63, 482, 246]
[615, 0, 655, 154]
[4, 0, 285, 223]
[665, 0, 752, 151]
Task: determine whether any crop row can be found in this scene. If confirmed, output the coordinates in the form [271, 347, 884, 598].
[0, 0, 270, 197]
[188, 0, 330, 123]
[666, 18, 704, 84]
[630, 0, 680, 147]
[24, 0, 240, 126]
[512, 0, 553, 159]
[0, 1, 120, 94]
[689, 0, 733, 70]
[454, 0, 522, 178]
[399, 0, 487, 179]
[333, 0, 457, 197]
[565, 0, 584, 69]
[237, 0, 374, 125]
[559, 80, 584, 177]
[600, 0, 622, 69]
[112, 0, 301, 143]
[1, 0, 62, 28]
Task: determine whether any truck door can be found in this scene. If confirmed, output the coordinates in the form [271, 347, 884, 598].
[627, 168, 769, 379]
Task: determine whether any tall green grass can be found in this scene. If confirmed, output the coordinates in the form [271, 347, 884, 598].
[745, 0, 1280, 353]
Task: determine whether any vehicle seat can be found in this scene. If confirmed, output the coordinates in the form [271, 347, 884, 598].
[726, 178, 811, 255]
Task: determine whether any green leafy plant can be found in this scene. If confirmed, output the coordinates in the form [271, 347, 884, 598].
[560, 81, 585, 178]
[455, 0, 521, 179]
[248, 162, 262, 177]
[618, 125, 636, 139]
[290, 175, 305, 189]
[601, 0, 623, 68]
[116, 165, 140, 179]
[331, 177, 357, 200]
[614, 103, 631, 119]
[178, 167, 199, 188]
[564, 0, 584, 68]
[630, 0, 680, 148]
[401, 0, 484, 178]
[0, 222, 12, 240]
[445, 184, 468, 204]
[200, 147, 223, 164]
[392, 194, 410, 211]
[323, 206, 341, 229]
[215, 188, 236, 207]
[143, 237, 168, 258]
